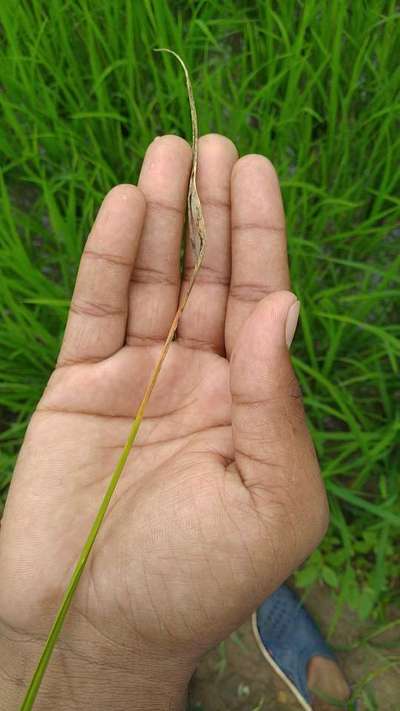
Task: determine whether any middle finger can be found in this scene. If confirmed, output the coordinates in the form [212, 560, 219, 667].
[177, 133, 238, 355]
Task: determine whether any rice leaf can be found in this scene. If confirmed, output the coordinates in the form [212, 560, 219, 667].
[20, 50, 206, 710]
[155, 47, 206, 264]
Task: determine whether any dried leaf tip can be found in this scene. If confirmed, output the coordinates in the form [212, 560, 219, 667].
[154, 48, 206, 266]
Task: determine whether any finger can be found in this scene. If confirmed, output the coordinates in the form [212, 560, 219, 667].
[225, 155, 290, 358]
[177, 134, 238, 354]
[126, 135, 192, 345]
[58, 185, 145, 367]
[230, 291, 328, 556]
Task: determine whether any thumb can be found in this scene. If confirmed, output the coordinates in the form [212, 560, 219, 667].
[230, 290, 328, 550]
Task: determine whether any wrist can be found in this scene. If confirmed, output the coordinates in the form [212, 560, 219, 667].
[0, 618, 193, 710]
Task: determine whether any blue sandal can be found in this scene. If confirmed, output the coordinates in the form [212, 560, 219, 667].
[252, 585, 341, 710]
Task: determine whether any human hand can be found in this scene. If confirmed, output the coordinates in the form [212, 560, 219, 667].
[0, 134, 328, 710]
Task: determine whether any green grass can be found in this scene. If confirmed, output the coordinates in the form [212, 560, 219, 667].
[0, 0, 399, 628]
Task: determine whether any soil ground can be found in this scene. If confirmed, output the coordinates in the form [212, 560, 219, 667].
[189, 583, 400, 710]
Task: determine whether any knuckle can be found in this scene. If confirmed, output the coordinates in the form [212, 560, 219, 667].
[70, 298, 125, 319]
[229, 282, 274, 303]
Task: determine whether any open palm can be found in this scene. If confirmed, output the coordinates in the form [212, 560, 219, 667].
[0, 135, 328, 706]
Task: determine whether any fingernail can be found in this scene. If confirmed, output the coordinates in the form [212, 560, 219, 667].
[285, 300, 300, 348]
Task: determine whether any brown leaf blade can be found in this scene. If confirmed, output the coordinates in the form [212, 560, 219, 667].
[154, 48, 206, 264]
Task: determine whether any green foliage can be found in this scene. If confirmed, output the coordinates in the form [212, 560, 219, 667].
[0, 0, 399, 623]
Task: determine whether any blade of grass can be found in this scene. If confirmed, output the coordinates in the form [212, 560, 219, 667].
[327, 482, 400, 527]
[20, 49, 205, 711]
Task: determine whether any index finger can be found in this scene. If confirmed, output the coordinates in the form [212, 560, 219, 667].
[225, 155, 290, 358]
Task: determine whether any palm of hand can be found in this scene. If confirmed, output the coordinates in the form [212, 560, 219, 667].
[0, 135, 327, 667]
[7, 342, 258, 657]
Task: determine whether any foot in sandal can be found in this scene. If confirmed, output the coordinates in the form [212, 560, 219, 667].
[253, 585, 353, 710]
